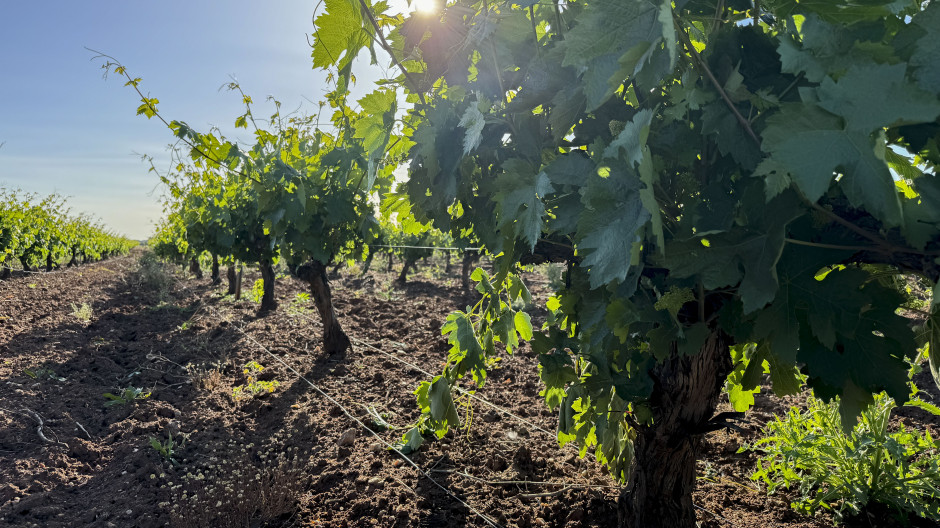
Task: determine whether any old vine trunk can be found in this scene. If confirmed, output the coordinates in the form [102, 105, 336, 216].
[226, 265, 237, 295]
[189, 257, 203, 279]
[397, 258, 417, 284]
[210, 254, 221, 285]
[618, 330, 733, 528]
[258, 260, 277, 312]
[460, 251, 480, 292]
[296, 260, 350, 356]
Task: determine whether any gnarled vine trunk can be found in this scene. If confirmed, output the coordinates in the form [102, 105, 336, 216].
[234, 266, 244, 300]
[45, 254, 54, 272]
[189, 257, 203, 279]
[226, 264, 237, 295]
[618, 330, 733, 528]
[258, 260, 277, 312]
[210, 254, 221, 285]
[296, 260, 350, 356]
[460, 250, 480, 292]
[397, 258, 417, 284]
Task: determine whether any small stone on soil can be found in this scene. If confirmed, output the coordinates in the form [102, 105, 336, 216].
[337, 427, 357, 447]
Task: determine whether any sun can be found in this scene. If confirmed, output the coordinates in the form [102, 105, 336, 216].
[411, 0, 439, 14]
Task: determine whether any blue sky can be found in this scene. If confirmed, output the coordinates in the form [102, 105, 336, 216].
[0, 1, 395, 239]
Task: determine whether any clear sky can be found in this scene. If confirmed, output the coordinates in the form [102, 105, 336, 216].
[0, 1, 395, 240]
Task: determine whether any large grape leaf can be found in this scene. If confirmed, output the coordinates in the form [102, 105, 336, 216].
[312, 0, 371, 92]
[441, 311, 486, 383]
[815, 64, 940, 133]
[561, 0, 668, 110]
[354, 89, 397, 186]
[701, 102, 761, 170]
[493, 158, 554, 251]
[761, 104, 903, 227]
[750, 245, 917, 424]
[663, 188, 802, 313]
[576, 166, 649, 289]
[909, 2, 940, 94]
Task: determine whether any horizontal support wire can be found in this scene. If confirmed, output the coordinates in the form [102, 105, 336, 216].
[370, 245, 484, 251]
[348, 335, 557, 439]
[214, 307, 503, 528]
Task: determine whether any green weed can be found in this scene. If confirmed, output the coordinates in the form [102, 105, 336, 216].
[250, 279, 265, 303]
[150, 433, 182, 466]
[286, 292, 311, 316]
[746, 391, 940, 524]
[24, 366, 64, 382]
[70, 302, 93, 322]
[103, 386, 151, 407]
[232, 361, 280, 402]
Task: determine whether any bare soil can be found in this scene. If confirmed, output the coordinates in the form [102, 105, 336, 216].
[0, 251, 934, 527]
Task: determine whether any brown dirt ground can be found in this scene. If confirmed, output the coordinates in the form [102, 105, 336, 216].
[0, 250, 935, 527]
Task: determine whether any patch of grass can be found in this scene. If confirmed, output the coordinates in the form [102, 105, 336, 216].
[374, 280, 401, 302]
[186, 361, 224, 392]
[286, 292, 311, 317]
[23, 366, 64, 382]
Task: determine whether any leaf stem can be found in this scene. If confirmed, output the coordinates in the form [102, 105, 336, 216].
[783, 238, 877, 252]
[357, 0, 427, 105]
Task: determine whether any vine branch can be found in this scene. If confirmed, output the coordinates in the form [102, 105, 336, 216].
[357, 0, 427, 105]
[672, 14, 761, 146]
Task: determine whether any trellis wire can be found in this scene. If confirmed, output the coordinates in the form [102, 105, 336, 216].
[217, 309, 503, 528]
[370, 245, 484, 251]
[348, 335, 557, 438]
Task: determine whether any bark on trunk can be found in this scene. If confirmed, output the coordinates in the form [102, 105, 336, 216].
[397, 258, 417, 284]
[386, 252, 394, 272]
[226, 265, 237, 295]
[617, 330, 733, 528]
[258, 260, 277, 312]
[189, 257, 203, 279]
[461, 251, 480, 292]
[45, 254, 54, 272]
[20, 257, 31, 273]
[210, 255, 221, 285]
[234, 266, 244, 300]
[68, 249, 78, 267]
[296, 260, 350, 356]
[0, 267, 9, 279]
[444, 251, 452, 274]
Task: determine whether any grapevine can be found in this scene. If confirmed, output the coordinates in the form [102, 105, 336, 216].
[312, 0, 940, 525]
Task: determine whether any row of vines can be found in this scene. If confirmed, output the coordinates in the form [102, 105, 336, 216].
[0, 189, 136, 277]
[105, 0, 940, 526]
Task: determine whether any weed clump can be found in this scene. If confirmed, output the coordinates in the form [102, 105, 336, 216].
[746, 391, 940, 524]
[158, 436, 308, 527]
[134, 250, 173, 301]
[70, 302, 93, 322]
